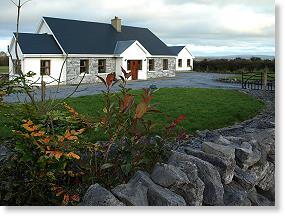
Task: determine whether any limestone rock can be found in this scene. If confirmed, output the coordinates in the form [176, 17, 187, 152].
[81, 184, 124, 206]
[250, 161, 270, 183]
[223, 136, 247, 146]
[247, 129, 275, 157]
[223, 181, 251, 206]
[216, 124, 244, 136]
[151, 163, 189, 188]
[112, 171, 186, 206]
[216, 135, 233, 146]
[168, 151, 224, 206]
[111, 171, 153, 206]
[185, 147, 235, 184]
[168, 159, 204, 206]
[151, 163, 203, 206]
[147, 186, 186, 206]
[202, 141, 235, 159]
[256, 162, 275, 191]
[248, 188, 274, 206]
[235, 144, 261, 169]
[234, 167, 257, 190]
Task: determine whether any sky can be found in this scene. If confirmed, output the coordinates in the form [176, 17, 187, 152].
[0, 0, 275, 56]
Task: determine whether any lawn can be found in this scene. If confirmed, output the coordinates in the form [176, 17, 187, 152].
[0, 66, 8, 74]
[0, 88, 265, 141]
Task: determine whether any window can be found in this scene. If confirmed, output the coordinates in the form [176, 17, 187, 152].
[127, 60, 142, 70]
[98, 59, 106, 73]
[163, 59, 168, 70]
[178, 59, 182, 67]
[80, 59, 89, 74]
[12, 59, 21, 74]
[148, 59, 154, 71]
[138, 60, 142, 70]
[40, 60, 50, 75]
[187, 59, 191, 67]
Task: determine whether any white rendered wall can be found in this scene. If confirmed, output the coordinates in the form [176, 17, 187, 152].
[115, 58, 123, 78]
[9, 39, 24, 79]
[176, 47, 194, 71]
[120, 42, 148, 80]
[22, 57, 66, 85]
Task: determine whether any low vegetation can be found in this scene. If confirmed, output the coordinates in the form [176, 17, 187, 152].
[194, 57, 275, 74]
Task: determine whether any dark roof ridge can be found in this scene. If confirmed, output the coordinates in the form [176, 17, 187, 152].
[43, 16, 149, 30]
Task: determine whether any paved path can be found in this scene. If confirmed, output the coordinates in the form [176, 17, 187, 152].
[4, 72, 240, 103]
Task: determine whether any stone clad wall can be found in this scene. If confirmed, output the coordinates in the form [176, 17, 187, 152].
[147, 57, 176, 79]
[66, 57, 116, 85]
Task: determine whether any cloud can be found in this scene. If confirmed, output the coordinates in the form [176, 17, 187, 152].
[0, 0, 275, 56]
[0, 39, 11, 52]
[186, 44, 275, 56]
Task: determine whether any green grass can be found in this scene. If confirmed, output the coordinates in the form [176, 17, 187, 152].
[66, 88, 264, 141]
[0, 66, 8, 74]
[0, 88, 265, 141]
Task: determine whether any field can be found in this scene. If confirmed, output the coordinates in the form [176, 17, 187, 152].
[0, 66, 8, 74]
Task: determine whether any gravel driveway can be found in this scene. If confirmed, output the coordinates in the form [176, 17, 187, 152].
[4, 72, 240, 103]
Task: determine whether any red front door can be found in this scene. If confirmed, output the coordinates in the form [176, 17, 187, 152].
[130, 60, 139, 80]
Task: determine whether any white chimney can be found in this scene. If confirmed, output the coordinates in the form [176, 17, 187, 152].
[111, 16, 121, 32]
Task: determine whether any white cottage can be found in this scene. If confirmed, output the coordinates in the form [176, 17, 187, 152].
[9, 16, 178, 85]
[169, 45, 195, 71]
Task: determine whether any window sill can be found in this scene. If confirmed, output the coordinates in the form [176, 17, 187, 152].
[79, 73, 91, 76]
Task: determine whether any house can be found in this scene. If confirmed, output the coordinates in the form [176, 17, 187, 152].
[169, 45, 194, 71]
[9, 16, 178, 85]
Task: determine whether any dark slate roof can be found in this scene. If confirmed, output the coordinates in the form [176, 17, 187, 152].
[114, 40, 136, 54]
[43, 17, 174, 55]
[14, 33, 63, 54]
[168, 46, 185, 55]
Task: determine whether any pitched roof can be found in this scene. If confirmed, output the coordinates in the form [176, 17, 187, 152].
[14, 33, 63, 54]
[43, 17, 174, 55]
[113, 40, 136, 54]
[168, 46, 185, 55]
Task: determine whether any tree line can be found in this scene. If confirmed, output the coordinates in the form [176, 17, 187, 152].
[0, 52, 9, 66]
[194, 57, 275, 74]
